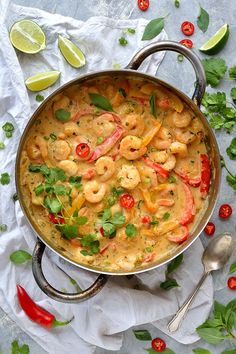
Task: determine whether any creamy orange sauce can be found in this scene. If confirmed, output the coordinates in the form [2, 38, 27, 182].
[20, 77, 209, 272]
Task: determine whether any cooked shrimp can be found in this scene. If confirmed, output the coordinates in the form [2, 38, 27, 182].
[137, 164, 158, 188]
[169, 142, 188, 158]
[58, 160, 78, 176]
[95, 156, 115, 181]
[148, 150, 169, 164]
[174, 128, 196, 144]
[84, 181, 107, 203]
[92, 113, 116, 137]
[122, 113, 145, 136]
[49, 140, 71, 161]
[162, 154, 176, 171]
[172, 109, 192, 128]
[117, 165, 141, 190]
[63, 122, 80, 137]
[153, 127, 172, 150]
[77, 207, 95, 235]
[119, 136, 147, 160]
[26, 136, 42, 160]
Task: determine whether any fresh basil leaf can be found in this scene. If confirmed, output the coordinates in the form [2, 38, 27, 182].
[125, 223, 137, 238]
[10, 250, 32, 264]
[146, 349, 175, 354]
[111, 212, 126, 225]
[55, 109, 71, 121]
[202, 318, 224, 328]
[214, 301, 227, 321]
[197, 7, 209, 32]
[227, 138, 236, 159]
[167, 254, 183, 274]
[160, 278, 179, 290]
[0, 172, 10, 185]
[89, 93, 113, 112]
[193, 349, 211, 354]
[36, 94, 44, 102]
[44, 196, 62, 213]
[229, 66, 236, 79]
[142, 18, 165, 41]
[202, 58, 227, 87]
[150, 92, 157, 118]
[196, 327, 226, 344]
[133, 329, 152, 341]
[11, 340, 29, 354]
[229, 259, 236, 274]
[58, 224, 78, 239]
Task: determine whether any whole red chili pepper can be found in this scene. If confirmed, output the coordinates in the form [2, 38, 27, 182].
[17, 284, 73, 328]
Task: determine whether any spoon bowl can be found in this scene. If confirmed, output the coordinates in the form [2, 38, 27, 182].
[203, 232, 234, 272]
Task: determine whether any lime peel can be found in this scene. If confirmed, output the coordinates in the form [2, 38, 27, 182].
[25, 71, 60, 92]
[58, 35, 86, 68]
[199, 24, 229, 55]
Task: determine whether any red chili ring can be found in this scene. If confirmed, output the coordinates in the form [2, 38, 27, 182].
[228, 277, 236, 290]
[76, 143, 90, 158]
[219, 204, 232, 219]
[179, 39, 193, 48]
[119, 194, 135, 209]
[138, 0, 149, 11]
[181, 21, 195, 36]
[151, 337, 166, 352]
[204, 221, 215, 236]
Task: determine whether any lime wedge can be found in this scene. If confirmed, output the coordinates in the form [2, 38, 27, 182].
[9, 19, 46, 54]
[25, 71, 60, 91]
[58, 35, 86, 68]
[199, 24, 229, 55]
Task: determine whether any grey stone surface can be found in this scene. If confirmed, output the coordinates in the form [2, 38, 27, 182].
[1, 0, 236, 353]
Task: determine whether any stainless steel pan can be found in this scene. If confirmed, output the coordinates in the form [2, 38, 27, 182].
[15, 41, 221, 302]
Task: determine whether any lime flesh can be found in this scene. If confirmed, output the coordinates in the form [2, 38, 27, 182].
[25, 71, 60, 91]
[199, 24, 229, 55]
[58, 35, 86, 68]
[10, 19, 46, 54]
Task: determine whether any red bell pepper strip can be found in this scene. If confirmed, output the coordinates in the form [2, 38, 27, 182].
[167, 225, 189, 243]
[17, 285, 73, 328]
[175, 168, 201, 187]
[200, 154, 211, 199]
[142, 156, 169, 178]
[180, 182, 195, 226]
[89, 125, 124, 162]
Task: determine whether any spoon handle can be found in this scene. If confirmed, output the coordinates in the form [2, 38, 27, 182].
[167, 271, 210, 332]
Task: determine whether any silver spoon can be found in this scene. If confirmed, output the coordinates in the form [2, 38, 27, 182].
[168, 232, 234, 332]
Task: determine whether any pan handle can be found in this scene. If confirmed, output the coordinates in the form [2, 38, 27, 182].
[126, 40, 206, 107]
[32, 238, 109, 303]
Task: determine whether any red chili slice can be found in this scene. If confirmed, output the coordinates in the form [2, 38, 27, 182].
[138, 0, 149, 11]
[48, 213, 65, 224]
[200, 154, 211, 199]
[181, 21, 195, 36]
[76, 143, 90, 158]
[204, 222, 215, 236]
[167, 225, 189, 243]
[179, 39, 193, 48]
[141, 215, 151, 224]
[228, 277, 236, 290]
[119, 194, 135, 209]
[219, 204, 232, 219]
[151, 337, 166, 352]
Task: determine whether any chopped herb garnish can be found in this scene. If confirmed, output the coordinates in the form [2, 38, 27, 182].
[2, 122, 14, 138]
[168, 175, 176, 183]
[0, 224, 7, 232]
[177, 54, 184, 62]
[137, 200, 144, 209]
[69, 175, 82, 189]
[118, 88, 127, 98]
[127, 28, 135, 34]
[163, 212, 170, 221]
[229, 258, 236, 274]
[229, 65, 236, 79]
[99, 208, 125, 238]
[119, 37, 128, 46]
[226, 137, 236, 159]
[36, 94, 44, 102]
[57, 224, 78, 240]
[125, 223, 137, 238]
[55, 109, 71, 122]
[11, 340, 29, 354]
[12, 193, 18, 202]
[34, 184, 45, 196]
[44, 196, 62, 213]
[174, 0, 180, 7]
[0, 142, 5, 149]
[150, 92, 157, 118]
[96, 136, 104, 145]
[80, 234, 100, 255]
[197, 7, 209, 33]
[29, 164, 66, 184]
[0, 172, 10, 185]
[10, 250, 32, 264]
[145, 246, 154, 253]
[50, 133, 57, 141]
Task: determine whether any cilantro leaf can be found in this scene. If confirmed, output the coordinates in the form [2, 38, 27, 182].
[202, 58, 227, 87]
[68, 176, 82, 189]
[29, 164, 66, 184]
[80, 234, 100, 254]
[160, 278, 179, 290]
[168, 175, 176, 183]
[102, 222, 116, 237]
[74, 216, 88, 225]
[226, 138, 236, 159]
[100, 208, 112, 222]
[229, 258, 236, 274]
[167, 254, 183, 274]
[57, 224, 78, 239]
[55, 109, 71, 121]
[10, 250, 32, 264]
[111, 212, 126, 225]
[36, 94, 44, 102]
[0, 172, 10, 185]
[125, 223, 137, 238]
[44, 196, 62, 213]
[127, 28, 135, 34]
[119, 37, 128, 46]
[34, 184, 44, 196]
[231, 87, 236, 104]
[229, 65, 236, 79]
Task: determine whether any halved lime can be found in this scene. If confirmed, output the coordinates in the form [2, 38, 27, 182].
[25, 71, 60, 91]
[199, 24, 229, 55]
[9, 19, 46, 54]
[58, 35, 86, 68]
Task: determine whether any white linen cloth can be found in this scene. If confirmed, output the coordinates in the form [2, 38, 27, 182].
[0, 1, 213, 353]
